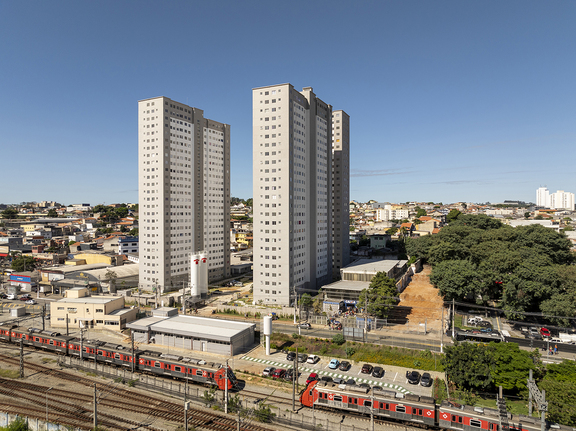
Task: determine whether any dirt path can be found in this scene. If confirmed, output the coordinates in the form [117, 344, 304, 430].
[397, 265, 445, 332]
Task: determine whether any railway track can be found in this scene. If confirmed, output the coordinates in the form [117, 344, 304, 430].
[0, 350, 273, 431]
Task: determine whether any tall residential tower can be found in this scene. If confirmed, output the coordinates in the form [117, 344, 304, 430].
[138, 96, 230, 293]
[331, 110, 351, 279]
[252, 84, 349, 305]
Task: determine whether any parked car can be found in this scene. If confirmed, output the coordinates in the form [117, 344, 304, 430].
[468, 317, 483, 325]
[358, 383, 371, 389]
[298, 322, 312, 329]
[7, 294, 16, 300]
[540, 327, 551, 338]
[371, 366, 384, 378]
[478, 320, 492, 328]
[333, 377, 344, 385]
[338, 361, 351, 371]
[262, 367, 275, 377]
[297, 353, 308, 363]
[328, 359, 340, 369]
[361, 364, 374, 374]
[272, 369, 286, 379]
[306, 373, 319, 384]
[320, 376, 332, 383]
[286, 352, 296, 361]
[420, 372, 433, 387]
[406, 371, 421, 385]
[284, 369, 295, 381]
[346, 379, 356, 385]
[306, 355, 320, 364]
[25, 299, 36, 305]
[0, 293, 7, 299]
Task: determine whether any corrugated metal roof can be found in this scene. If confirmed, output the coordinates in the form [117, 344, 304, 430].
[127, 315, 255, 342]
[55, 296, 121, 304]
[322, 280, 370, 292]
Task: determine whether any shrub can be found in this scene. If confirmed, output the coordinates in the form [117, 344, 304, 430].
[332, 334, 345, 345]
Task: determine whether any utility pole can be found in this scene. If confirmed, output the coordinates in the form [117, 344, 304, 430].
[42, 305, 46, 331]
[80, 328, 84, 361]
[184, 401, 189, 431]
[451, 298, 455, 339]
[131, 331, 135, 374]
[224, 359, 229, 414]
[93, 383, 98, 430]
[440, 305, 444, 353]
[19, 338, 24, 378]
[370, 388, 374, 431]
[45, 387, 53, 425]
[292, 347, 297, 412]
[66, 313, 69, 336]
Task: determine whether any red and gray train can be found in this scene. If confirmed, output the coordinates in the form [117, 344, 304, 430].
[0, 325, 236, 391]
[301, 379, 573, 431]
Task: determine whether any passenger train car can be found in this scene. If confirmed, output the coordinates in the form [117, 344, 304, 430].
[0, 325, 236, 391]
[301, 380, 573, 431]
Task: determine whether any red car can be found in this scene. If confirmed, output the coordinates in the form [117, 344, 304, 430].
[306, 373, 319, 384]
[272, 369, 286, 379]
[540, 327, 551, 338]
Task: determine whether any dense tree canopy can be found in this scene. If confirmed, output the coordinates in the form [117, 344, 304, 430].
[359, 272, 398, 318]
[540, 361, 576, 426]
[11, 256, 37, 272]
[1, 208, 18, 219]
[443, 342, 536, 394]
[406, 215, 575, 319]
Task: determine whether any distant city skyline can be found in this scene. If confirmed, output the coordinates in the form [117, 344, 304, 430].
[1, 1, 575, 205]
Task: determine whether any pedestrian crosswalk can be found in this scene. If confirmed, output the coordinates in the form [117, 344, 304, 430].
[240, 355, 411, 394]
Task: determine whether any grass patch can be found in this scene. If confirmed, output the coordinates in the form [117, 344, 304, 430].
[0, 369, 20, 379]
[270, 333, 444, 371]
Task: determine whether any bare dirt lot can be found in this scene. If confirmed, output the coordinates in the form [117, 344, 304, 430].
[394, 265, 445, 333]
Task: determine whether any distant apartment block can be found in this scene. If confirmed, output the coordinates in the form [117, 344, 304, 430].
[375, 206, 409, 221]
[536, 187, 574, 210]
[138, 96, 230, 293]
[252, 84, 349, 305]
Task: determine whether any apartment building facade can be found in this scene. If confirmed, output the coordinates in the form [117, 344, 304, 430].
[331, 110, 351, 279]
[138, 96, 230, 293]
[253, 84, 346, 305]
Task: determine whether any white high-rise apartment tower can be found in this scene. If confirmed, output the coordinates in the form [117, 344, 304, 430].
[138, 96, 230, 293]
[253, 84, 348, 305]
[331, 110, 350, 279]
[550, 190, 575, 210]
[536, 187, 550, 208]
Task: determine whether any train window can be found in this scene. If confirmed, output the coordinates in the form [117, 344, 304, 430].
[385, 403, 389, 410]
[470, 420, 482, 428]
[174, 366, 182, 373]
[49, 340, 54, 345]
[452, 415, 456, 422]
[196, 370, 203, 376]
[490, 424, 498, 430]
[98, 351, 103, 356]
[154, 362, 161, 368]
[458, 416, 463, 424]
[334, 396, 342, 402]
[34, 337, 39, 342]
[396, 406, 406, 413]
[364, 401, 371, 407]
[417, 409, 423, 416]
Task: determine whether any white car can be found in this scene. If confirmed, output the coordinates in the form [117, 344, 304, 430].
[306, 355, 320, 364]
[467, 317, 483, 325]
[26, 299, 36, 305]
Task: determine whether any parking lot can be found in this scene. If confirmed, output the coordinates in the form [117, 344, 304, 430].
[240, 348, 440, 397]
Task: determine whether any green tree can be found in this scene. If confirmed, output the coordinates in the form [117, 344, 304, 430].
[415, 207, 427, 217]
[488, 342, 535, 393]
[1, 208, 18, 219]
[11, 256, 37, 272]
[47, 209, 58, 218]
[524, 212, 530, 218]
[358, 272, 398, 318]
[430, 260, 481, 302]
[245, 198, 253, 207]
[128, 228, 139, 237]
[446, 209, 462, 223]
[299, 293, 313, 309]
[386, 227, 398, 235]
[332, 333, 345, 345]
[443, 342, 494, 391]
[535, 215, 544, 220]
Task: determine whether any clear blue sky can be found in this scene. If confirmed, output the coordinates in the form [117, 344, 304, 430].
[1, 1, 575, 206]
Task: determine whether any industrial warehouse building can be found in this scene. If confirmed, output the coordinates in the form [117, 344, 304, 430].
[127, 309, 255, 356]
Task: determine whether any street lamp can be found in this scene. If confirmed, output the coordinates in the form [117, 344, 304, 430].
[46, 387, 53, 426]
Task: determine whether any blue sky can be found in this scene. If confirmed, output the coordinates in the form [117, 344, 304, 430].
[1, 1, 575, 206]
